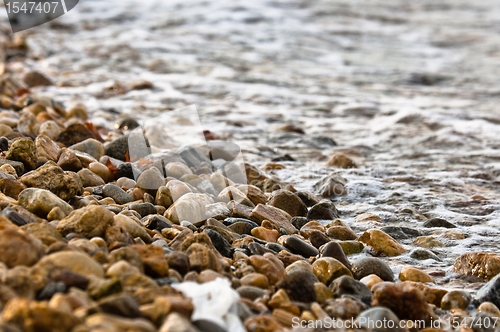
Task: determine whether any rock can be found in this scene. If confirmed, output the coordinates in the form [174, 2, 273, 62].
[478, 302, 500, 318]
[23, 71, 53, 87]
[251, 227, 279, 243]
[116, 162, 138, 179]
[0, 160, 24, 177]
[39, 121, 62, 140]
[314, 282, 333, 304]
[166, 180, 192, 201]
[321, 241, 351, 269]
[413, 236, 444, 248]
[307, 200, 339, 220]
[244, 315, 282, 332]
[371, 282, 433, 324]
[423, 218, 456, 228]
[57, 148, 83, 172]
[0, 178, 25, 199]
[299, 221, 325, 238]
[278, 267, 318, 303]
[94, 294, 141, 318]
[36, 251, 105, 278]
[35, 134, 60, 162]
[338, 240, 364, 255]
[475, 274, 500, 308]
[312, 257, 352, 285]
[116, 118, 139, 131]
[356, 307, 404, 332]
[0, 229, 44, 267]
[69, 138, 104, 160]
[399, 266, 434, 283]
[248, 253, 287, 286]
[136, 167, 165, 192]
[18, 188, 73, 219]
[237, 286, 268, 300]
[326, 153, 357, 168]
[309, 230, 331, 248]
[324, 297, 367, 320]
[155, 186, 173, 208]
[5, 138, 37, 171]
[88, 162, 113, 183]
[102, 183, 134, 204]
[326, 226, 357, 240]
[268, 190, 308, 217]
[360, 274, 384, 290]
[166, 252, 190, 276]
[351, 257, 394, 281]
[86, 313, 155, 332]
[66, 104, 89, 120]
[114, 214, 152, 243]
[441, 290, 471, 310]
[128, 202, 156, 217]
[313, 173, 347, 197]
[77, 168, 105, 187]
[186, 243, 221, 273]
[250, 204, 297, 234]
[21, 223, 64, 246]
[104, 135, 130, 161]
[410, 248, 442, 261]
[2, 298, 80, 332]
[330, 275, 372, 305]
[454, 252, 500, 280]
[403, 281, 447, 307]
[57, 205, 115, 238]
[355, 212, 382, 223]
[20, 161, 82, 201]
[283, 236, 319, 258]
[240, 273, 269, 289]
[358, 229, 407, 256]
[56, 123, 95, 147]
[235, 184, 267, 206]
[159, 312, 200, 332]
[203, 229, 232, 258]
[165, 193, 214, 224]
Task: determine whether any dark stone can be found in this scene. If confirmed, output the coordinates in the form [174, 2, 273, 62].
[37, 281, 66, 300]
[283, 236, 319, 258]
[52, 270, 89, 290]
[96, 294, 141, 318]
[116, 118, 139, 131]
[277, 267, 318, 303]
[0, 138, 8, 152]
[268, 189, 308, 217]
[247, 242, 275, 256]
[356, 307, 403, 332]
[351, 257, 394, 281]
[330, 275, 371, 305]
[380, 226, 422, 240]
[203, 229, 232, 258]
[228, 221, 255, 235]
[307, 200, 339, 220]
[0, 160, 24, 176]
[410, 248, 441, 261]
[296, 191, 320, 207]
[23, 71, 52, 87]
[142, 215, 172, 231]
[291, 216, 309, 230]
[266, 242, 290, 253]
[128, 202, 157, 217]
[166, 251, 190, 276]
[0, 207, 30, 226]
[116, 162, 138, 179]
[56, 123, 95, 147]
[102, 183, 134, 205]
[237, 286, 268, 301]
[309, 230, 331, 249]
[475, 273, 500, 308]
[423, 218, 456, 228]
[104, 135, 130, 161]
[321, 241, 351, 269]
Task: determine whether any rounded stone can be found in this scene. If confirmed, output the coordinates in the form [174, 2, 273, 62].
[36, 251, 105, 278]
[356, 307, 404, 332]
[5, 138, 37, 171]
[358, 229, 406, 257]
[268, 189, 308, 217]
[321, 241, 351, 270]
[18, 188, 73, 219]
[306, 200, 339, 220]
[102, 183, 134, 205]
[277, 267, 318, 303]
[454, 252, 500, 280]
[399, 266, 434, 284]
[57, 205, 115, 238]
[77, 168, 105, 187]
[248, 253, 287, 286]
[69, 138, 104, 160]
[283, 236, 319, 258]
[330, 275, 372, 305]
[312, 257, 352, 285]
[351, 257, 394, 281]
[326, 226, 357, 240]
[0, 229, 44, 267]
[440, 290, 471, 310]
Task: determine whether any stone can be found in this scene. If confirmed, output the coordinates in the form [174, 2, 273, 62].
[413, 236, 444, 248]
[114, 214, 152, 243]
[307, 200, 339, 220]
[5, 138, 37, 171]
[0, 178, 25, 199]
[0, 160, 24, 177]
[104, 135, 130, 161]
[338, 240, 364, 255]
[244, 315, 282, 332]
[299, 221, 326, 238]
[86, 313, 155, 332]
[56, 123, 95, 147]
[423, 218, 456, 228]
[165, 193, 214, 224]
[128, 202, 157, 217]
[18, 188, 73, 219]
[137, 167, 166, 192]
[326, 226, 357, 240]
[2, 298, 80, 332]
[356, 307, 404, 332]
[441, 290, 471, 310]
[94, 294, 141, 318]
[330, 275, 372, 305]
[235, 184, 267, 206]
[20, 223, 64, 246]
[35, 251, 105, 278]
[403, 281, 447, 307]
[454, 252, 500, 280]
[23, 71, 53, 87]
[358, 229, 407, 256]
[312, 257, 352, 285]
[399, 266, 434, 283]
[475, 274, 500, 308]
[35, 134, 60, 162]
[237, 286, 268, 300]
[159, 312, 200, 332]
[248, 253, 287, 286]
[324, 297, 367, 320]
[313, 173, 347, 197]
[250, 204, 297, 234]
[102, 183, 134, 204]
[166, 251, 190, 276]
[251, 227, 279, 243]
[478, 302, 500, 318]
[57, 148, 83, 172]
[39, 121, 62, 140]
[355, 212, 382, 223]
[321, 241, 351, 269]
[296, 191, 320, 207]
[217, 186, 252, 206]
[371, 282, 433, 324]
[268, 189, 308, 217]
[283, 236, 319, 258]
[155, 186, 173, 208]
[186, 243, 221, 273]
[66, 104, 89, 120]
[309, 230, 331, 248]
[314, 282, 333, 304]
[277, 267, 318, 303]
[20, 161, 82, 201]
[166, 180, 193, 201]
[240, 273, 270, 289]
[360, 274, 384, 290]
[410, 248, 442, 261]
[57, 205, 114, 238]
[77, 168, 105, 187]
[326, 153, 357, 168]
[351, 257, 394, 281]
[69, 138, 104, 160]
[0, 229, 44, 267]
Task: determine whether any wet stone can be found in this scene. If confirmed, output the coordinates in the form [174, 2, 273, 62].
[228, 221, 255, 235]
[351, 257, 394, 281]
[309, 230, 331, 248]
[330, 275, 372, 305]
[410, 248, 442, 261]
[248, 253, 287, 286]
[313, 173, 347, 197]
[307, 199, 339, 220]
[356, 307, 404, 332]
[248, 242, 274, 256]
[399, 266, 434, 283]
[283, 236, 319, 258]
[441, 290, 471, 310]
[268, 189, 308, 217]
[358, 229, 407, 257]
[277, 267, 318, 303]
[326, 226, 357, 240]
[454, 252, 500, 280]
[475, 274, 500, 308]
[321, 241, 351, 270]
[250, 204, 297, 234]
[312, 257, 352, 285]
[423, 217, 456, 228]
[102, 183, 134, 205]
[237, 285, 269, 301]
[380, 226, 422, 240]
[291, 216, 309, 230]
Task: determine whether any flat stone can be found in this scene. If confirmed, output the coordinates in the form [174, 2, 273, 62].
[283, 236, 319, 258]
[35, 134, 60, 162]
[423, 218, 456, 228]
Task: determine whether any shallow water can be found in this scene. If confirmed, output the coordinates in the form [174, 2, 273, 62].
[2, 0, 500, 292]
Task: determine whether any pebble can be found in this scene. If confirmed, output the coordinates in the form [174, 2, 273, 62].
[21, 223, 64, 246]
[299, 221, 326, 238]
[57, 205, 115, 238]
[159, 312, 199, 332]
[240, 273, 270, 289]
[309, 230, 331, 248]
[69, 138, 104, 160]
[475, 273, 500, 308]
[36, 250, 105, 278]
[454, 252, 500, 280]
[102, 183, 134, 204]
[313, 173, 347, 197]
[0, 229, 44, 268]
[278, 267, 318, 303]
[35, 134, 60, 162]
[114, 214, 152, 243]
[441, 290, 471, 310]
[477, 302, 500, 318]
[20, 161, 82, 201]
[203, 228, 232, 258]
[186, 243, 222, 273]
[116, 162, 138, 179]
[358, 229, 407, 256]
[360, 274, 385, 290]
[18, 188, 73, 219]
[268, 189, 308, 217]
[331, 275, 372, 305]
[355, 212, 382, 223]
[165, 193, 214, 224]
[413, 236, 444, 248]
[356, 307, 404, 332]
[56, 123, 95, 147]
[399, 266, 435, 283]
[57, 148, 83, 171]
[87, 313, 156, 332]
[410, 248, 442, 261]
[39, 121, 62, 140]
[23, 70, 53, 87]
[5, 138, 37, 171]
[77, 168, 105, 187]
[423, 217, 456, 228]
[0, 178, 26, 199]
[306, 199, 339, 220]
[88, 161, 114, 183]
[321, 241, 351, 269]
[326, 153, 357, 168]
[251, 226, 279, 243]
[136, 167, 165, 192]
[312, 257, 352, 285]
[283, 236, 319, 258]
[248, 253, 286, 286]
[338, 240, 364, 255]
[250, 203, 297, 234]
[351, 257, 394, 281]
[326, 226, 357, 240]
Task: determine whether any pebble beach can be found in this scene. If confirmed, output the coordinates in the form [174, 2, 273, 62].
[0, 0, 499, 331]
